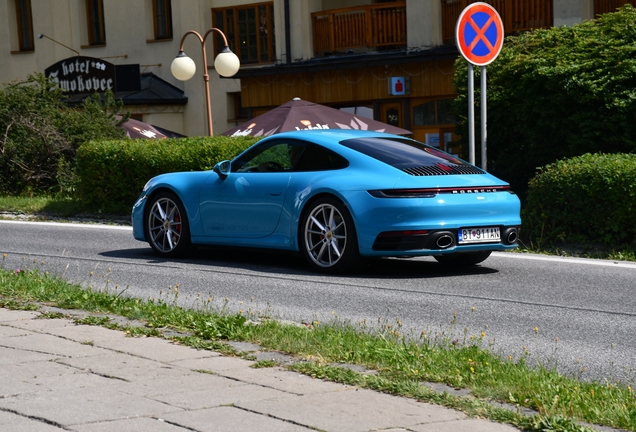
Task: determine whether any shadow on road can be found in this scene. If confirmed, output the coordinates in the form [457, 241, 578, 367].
[353, 257, 499, 279]
[101, 246, 499, 280]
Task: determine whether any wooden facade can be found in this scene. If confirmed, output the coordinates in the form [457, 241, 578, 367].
[239, 58, 458, 147]
[594, 0, 636, 14]
[441, 0, 635, 42]
[240, 59, 456, 109]
[312, 2, 406, 55]
[311, 0, 634, 55]
[441, 0, 553, 42]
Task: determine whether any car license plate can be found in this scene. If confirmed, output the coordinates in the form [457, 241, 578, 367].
[458, 227, 500, 244]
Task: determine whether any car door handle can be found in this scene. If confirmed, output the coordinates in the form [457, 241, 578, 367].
[268, 190, 282, 196]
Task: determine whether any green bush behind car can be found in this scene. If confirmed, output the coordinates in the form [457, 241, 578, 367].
[76, 136, 258, 214]
[523, 153, 636, 249]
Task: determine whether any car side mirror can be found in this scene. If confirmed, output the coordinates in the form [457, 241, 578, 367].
[213, 160, 231, 179]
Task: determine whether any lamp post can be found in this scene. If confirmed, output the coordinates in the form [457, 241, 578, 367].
[171, 29, 240, 136]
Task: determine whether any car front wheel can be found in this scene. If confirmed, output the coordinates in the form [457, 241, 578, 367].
[300, 197, 359, 273]
[434, 250, 492, 266]
[145, 191, 191, 257]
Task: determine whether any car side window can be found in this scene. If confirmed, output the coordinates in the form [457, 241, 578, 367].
[234, 142, 293, 172]
[232, 140, 348, 173]
[292, 144, 349, 172]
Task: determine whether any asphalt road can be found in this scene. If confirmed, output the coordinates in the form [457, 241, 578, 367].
[1, 220, 635, 384]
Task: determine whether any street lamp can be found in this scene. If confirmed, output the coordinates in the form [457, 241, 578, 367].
[171, 28, 240, 136]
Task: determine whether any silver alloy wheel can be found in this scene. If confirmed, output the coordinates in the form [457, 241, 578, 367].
[304, 203, 348, 268]
[147, 197, 183, 253]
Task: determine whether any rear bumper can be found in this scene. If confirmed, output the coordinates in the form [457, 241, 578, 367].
[371, 225, 520, 254]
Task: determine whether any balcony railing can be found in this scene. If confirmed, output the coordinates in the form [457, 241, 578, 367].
[442, 0, 553, 42]
[312, 2, 406, 55]
[594, 0, 636, 15]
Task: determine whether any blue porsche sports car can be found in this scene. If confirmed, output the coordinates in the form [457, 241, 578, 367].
[132, 130, 521, 273]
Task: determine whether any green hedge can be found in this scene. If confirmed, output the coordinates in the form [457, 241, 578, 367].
[523, 153, 636, 248]
[76, 136, 258, 214]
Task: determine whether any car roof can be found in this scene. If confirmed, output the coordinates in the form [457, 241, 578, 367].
[261, 129, 407, 145]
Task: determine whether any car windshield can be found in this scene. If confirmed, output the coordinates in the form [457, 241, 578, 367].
[339, 137, 470, 170]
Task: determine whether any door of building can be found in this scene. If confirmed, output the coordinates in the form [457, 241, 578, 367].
[380, 102, 403, 130]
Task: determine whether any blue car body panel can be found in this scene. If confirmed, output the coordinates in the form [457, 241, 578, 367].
[199, 171, 291, 238]
[132, 130, 521, 257]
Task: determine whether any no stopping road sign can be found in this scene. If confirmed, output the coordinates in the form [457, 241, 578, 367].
[456, 2, 504, 66]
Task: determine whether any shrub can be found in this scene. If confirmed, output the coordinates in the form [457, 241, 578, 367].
[76, 136, 258, 214]
[523, 153, 636, 248]
[0, 74, 125, 196]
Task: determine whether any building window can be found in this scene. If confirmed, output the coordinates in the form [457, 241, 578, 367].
[15, 0, 34, 51]
[413, 98, 455, 126]
[213, 2, 275, 65]
[153, 0, 173, 40]
[231, 93, 249, 121]
[86, 0, 106, 45]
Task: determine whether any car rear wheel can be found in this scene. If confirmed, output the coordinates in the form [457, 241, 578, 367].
[434, 250, 492, 266]
[300, 197, 359, 273]
[145, 191, 191, 257]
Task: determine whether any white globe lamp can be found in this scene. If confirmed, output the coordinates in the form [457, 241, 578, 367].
[214, 47, 240, 77]
[171, 51, 196, 81]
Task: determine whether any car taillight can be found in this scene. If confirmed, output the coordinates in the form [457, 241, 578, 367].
[368, 185, 512, 198]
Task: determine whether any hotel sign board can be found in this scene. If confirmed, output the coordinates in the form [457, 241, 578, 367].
[45, 56, 115, 94]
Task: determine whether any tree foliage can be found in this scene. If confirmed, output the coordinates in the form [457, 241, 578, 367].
[452, 5, 636, 200]
[0, 73, 126, 196]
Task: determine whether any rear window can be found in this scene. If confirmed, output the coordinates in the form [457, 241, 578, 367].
[339, 137, 484, 176]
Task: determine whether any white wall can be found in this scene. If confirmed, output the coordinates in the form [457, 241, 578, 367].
[406, 0, 442, 49]
[553, 0, 594, 26]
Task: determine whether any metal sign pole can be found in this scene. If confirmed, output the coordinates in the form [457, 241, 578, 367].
[455, 2, 503, 169]
[468, 63, 475, 165]
[481, 66, 487, 170]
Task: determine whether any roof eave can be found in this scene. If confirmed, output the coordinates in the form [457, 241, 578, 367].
[233, 45, 460, 78]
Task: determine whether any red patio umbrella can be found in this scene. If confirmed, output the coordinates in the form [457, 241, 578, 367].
[222, 98, 412, 137]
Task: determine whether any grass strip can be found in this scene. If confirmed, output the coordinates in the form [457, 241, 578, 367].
[0, 264, 634, 431]
[0, 196, 87, 217]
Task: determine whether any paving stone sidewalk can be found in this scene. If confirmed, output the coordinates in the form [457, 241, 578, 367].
[0, 307, 521, 432]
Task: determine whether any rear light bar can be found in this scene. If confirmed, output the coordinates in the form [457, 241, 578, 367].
[368, 185, 512, 198]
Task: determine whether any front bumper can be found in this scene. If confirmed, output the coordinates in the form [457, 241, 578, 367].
[131, 195, 147, 242]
